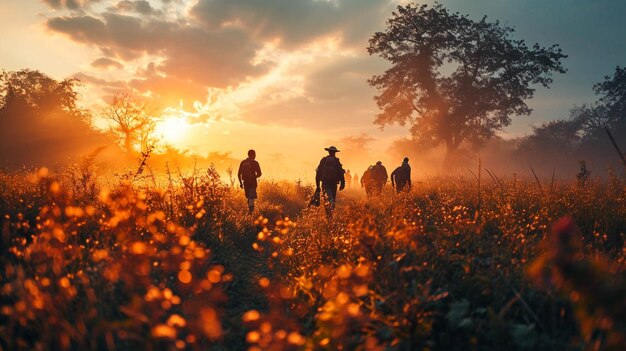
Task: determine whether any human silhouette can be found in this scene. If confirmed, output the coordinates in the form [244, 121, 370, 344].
[361, 166, 374, 196]
[315, 146, 346, 216]
[391, 157, 411, 193]
[353, 173, 359, 187]
[345, 170, 352, 189]
[238, 149, 262, 214]
[370, 161, 388, 195]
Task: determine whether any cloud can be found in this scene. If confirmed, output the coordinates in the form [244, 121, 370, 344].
[47, 15, 108, 43]
[108, 0, 159, 15]
[303, 55, 386, 102]
[91, 57, 124, 69]
[72, 72, 126, 87]
[155, 25, 266, 88]
[42, 0, 101, 10]
[222, 52, 385, 130]
[71, 72, 129, 97]
[46, 12, 268, 88]
[190, 0, 395, 47]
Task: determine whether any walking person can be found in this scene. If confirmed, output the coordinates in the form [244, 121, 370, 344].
[370, 161, 388, 195]
[391, 157, 412, 193]
[361, 166, 374, 196]
[345, 170, 352, 189]
[315, 146, 346, 217]
[238, 149, 262, 214]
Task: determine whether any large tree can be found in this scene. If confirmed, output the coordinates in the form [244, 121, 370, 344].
[367, 3, 566, 165]
[0, 69, 103, 167]
[0, 69, 87, 122]
[572, 66, 626, 140]
[569, 66, 626, 165]
[101, 93, 156, 153]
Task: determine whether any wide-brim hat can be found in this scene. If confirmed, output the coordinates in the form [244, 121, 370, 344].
[325, 146, 340, 152]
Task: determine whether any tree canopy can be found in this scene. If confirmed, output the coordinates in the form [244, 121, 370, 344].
[367, 3, 567, 165]
[100, 93, 156, 153]
[0, 69, 87, 122]
[0, 69, 104, 167]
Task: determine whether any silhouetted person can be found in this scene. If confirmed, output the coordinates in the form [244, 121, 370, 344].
[371, 161, 388, 195]
[345, 170, 352, 188]
[315, 146, 346, 216]
[353, 173, 359, 187]
[361, 166, 374, 196]
[238, 149, 262, 214]
[391, 157, 411, 193]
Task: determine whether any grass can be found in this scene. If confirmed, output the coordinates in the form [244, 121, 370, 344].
[0, 166, 624, 350]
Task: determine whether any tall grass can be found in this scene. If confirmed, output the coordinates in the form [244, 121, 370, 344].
[0, 167, 624, 350]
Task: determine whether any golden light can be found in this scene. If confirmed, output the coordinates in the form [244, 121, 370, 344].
[153, 116, 191, 146]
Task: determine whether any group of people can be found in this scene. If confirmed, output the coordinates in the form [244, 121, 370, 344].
[360, 158, 412, 196]
[237, 146, 412, 215]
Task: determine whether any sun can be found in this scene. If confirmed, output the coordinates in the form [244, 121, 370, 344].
[153, 116, 191, 146]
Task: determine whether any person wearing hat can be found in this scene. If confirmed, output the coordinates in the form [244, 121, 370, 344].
[238, 149, 262, 214]
[315, 146, 346, 216]
[391, 157, 412, 193]
[370, 160, 388, 195]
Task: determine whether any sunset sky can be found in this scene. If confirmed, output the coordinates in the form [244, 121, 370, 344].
[1, 0, 625, 179]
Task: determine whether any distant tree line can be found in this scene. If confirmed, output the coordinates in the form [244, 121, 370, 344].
[516, 66, 626, 170]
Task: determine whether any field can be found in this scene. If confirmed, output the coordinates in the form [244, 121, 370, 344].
[0, 166, 625, 351]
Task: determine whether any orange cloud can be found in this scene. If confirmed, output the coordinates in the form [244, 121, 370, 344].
[91, 57, 123, 69]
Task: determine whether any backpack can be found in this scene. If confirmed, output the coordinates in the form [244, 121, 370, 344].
[320, 156, 341, 183]
[392, 166, 406, 183]
[362, 169, 372, 183]
[240, 159, 256, 181]
[371, 165, 386, 182]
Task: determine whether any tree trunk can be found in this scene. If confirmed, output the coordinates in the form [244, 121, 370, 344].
[124, 136, 133, 153]
[442, 142, 460, 170]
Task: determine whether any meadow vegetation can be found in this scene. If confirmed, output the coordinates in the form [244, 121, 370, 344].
[1, 162, 624, 351]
